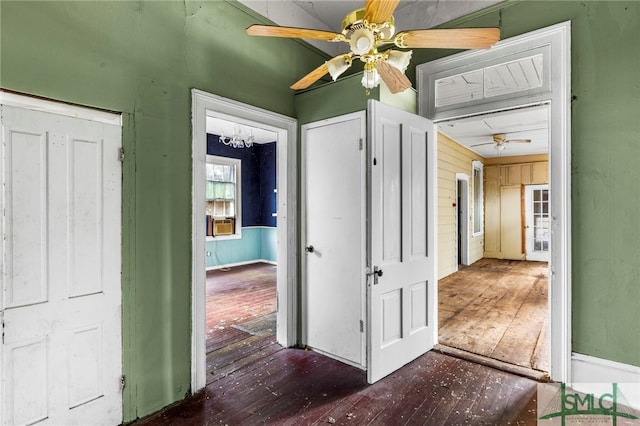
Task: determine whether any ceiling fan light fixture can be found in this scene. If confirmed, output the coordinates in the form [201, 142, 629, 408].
[386, 49, 413, 72]
[350, 28, 375, 55]
[326, 55, 352, 81]
[361, 65, 380, 89]
[495, 143, 506, 152]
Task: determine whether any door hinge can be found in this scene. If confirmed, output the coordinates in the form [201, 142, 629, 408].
[359, 138, 363, 151]
[360, 320, 364, 333]
[1, 311, 5, 345]
[119, 147, 125, 162]
[121, 375, 126, 391]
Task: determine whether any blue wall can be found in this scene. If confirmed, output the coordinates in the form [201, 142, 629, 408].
[207, 135, 277, 267]
[206, 227, 277, 268]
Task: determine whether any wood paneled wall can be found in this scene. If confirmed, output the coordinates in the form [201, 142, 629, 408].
[437, 133, 484, 279]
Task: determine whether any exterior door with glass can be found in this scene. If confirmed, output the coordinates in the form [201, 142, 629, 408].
[525, 184, 550, 262]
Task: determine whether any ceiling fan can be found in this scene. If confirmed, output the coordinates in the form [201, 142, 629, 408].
[246, 0, 500, 94]
[471, 133, 532, 152]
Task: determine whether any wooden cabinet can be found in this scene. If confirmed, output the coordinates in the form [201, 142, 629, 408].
[483, 161, 548, 258]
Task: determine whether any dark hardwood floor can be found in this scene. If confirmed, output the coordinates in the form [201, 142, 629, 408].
[135, 262, 541, 425]
[439, 258, 549, 372]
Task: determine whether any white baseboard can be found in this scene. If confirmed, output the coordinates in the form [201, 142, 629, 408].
[571, 353, 640, 410]
[206, 259, 277, 271]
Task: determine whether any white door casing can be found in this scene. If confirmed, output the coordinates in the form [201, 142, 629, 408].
[190, 90, 298, 392]
[525, 184, 550, 262]
[302, 112, 366, 367]
[367, 100, 436, 383]
[455, 174, 470, 267]
[1, 96, 122, 425]
[417, 22, 571, 382]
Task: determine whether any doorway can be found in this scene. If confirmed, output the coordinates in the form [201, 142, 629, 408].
[437, 104, 551, 373]
[191, 90, 297, 393]
[203, 117, 279, 381]
[417, 22, 571, 382]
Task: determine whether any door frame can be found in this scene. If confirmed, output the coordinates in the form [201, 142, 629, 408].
[455, 173, 470, 268]
[417, 22, 571, 382]
[190, 89, 297, 392]
[0, 90, 123, 425]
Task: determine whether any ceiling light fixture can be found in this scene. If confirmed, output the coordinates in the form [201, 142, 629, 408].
[219, 128, 254, 148]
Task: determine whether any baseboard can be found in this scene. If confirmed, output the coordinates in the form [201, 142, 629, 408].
[206, 259, 276, 271]
[571, 353, 640, 410]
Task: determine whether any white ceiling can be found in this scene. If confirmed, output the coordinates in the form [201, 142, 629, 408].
[438, 104, 549, 158]
[239, 0, 501, 56]
[206, 116, 278, 144]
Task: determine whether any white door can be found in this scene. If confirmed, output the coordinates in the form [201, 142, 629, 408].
[302, 112, 366, 367]
[525, 184, 550, 261]
[1, 102, 122, 425]
[367, 100, 436, 383]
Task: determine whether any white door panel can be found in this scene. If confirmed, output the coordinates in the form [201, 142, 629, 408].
[368, 100, 435, 384]
[303, 112, 366, 367]
[1, 103, 122, 425]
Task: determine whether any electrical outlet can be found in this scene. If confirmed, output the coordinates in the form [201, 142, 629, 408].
[206, 251, 211, 257]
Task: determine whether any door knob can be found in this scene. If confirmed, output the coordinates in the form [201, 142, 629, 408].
[305, 245, 314, 253]
[367, 266, 383, 284]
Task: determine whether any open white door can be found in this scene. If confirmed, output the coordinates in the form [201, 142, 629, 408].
[1, 99, 122, 425]
[367, 100, 436, 383]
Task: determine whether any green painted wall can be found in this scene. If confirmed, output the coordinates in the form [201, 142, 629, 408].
[0, 0, 328, 421]
[409, 0, 640, 367]
[2, 0, 640, 421]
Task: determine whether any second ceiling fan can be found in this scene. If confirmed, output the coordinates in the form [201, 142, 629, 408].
[246, 0, 500, 93]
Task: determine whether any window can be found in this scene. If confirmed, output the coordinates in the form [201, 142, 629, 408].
[472, 161, 483, 236]
[206, 155, 241, 238]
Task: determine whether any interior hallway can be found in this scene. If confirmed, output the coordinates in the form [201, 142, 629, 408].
[439, 258, 549, 372]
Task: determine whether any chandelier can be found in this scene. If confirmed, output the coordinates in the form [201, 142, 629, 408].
[219, 128, 254, 148]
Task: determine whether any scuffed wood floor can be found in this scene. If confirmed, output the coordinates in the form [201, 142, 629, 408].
[135, 262, 539, 425]
[205, 262, 278, 384]
[439, 258, 549, 372]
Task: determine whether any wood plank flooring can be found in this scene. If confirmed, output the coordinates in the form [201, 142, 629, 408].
[439, 258, 549, 372]
[205, 263, 277, 383]
[134, 262, 541, 425]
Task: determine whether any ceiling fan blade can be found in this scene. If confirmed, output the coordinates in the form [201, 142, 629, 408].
[247, 25, 345, 42]
[290, 63, 329, 90]
[470, 142, 496, 147]
[505, 139, 532, 143]
[395, 28, 500, 49]
[364, 0, 400, 24]
[375, 60, 412, 94]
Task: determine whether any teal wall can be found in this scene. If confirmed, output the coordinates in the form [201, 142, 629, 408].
[2, 0, 640, 422]
[409, 0, 640, 367]
[0, 0, 328, 421]
[206, 227, 277, 267]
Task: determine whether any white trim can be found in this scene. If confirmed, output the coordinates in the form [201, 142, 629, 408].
[417, 21, 572, 383]
[191, 89, 297, 393]
[0, 90, 121, 126]
[455, 173, 470, 267]
[206, 259, 277, 271]
[471, 161, 484, 237]
[571, 353, 640, 410]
